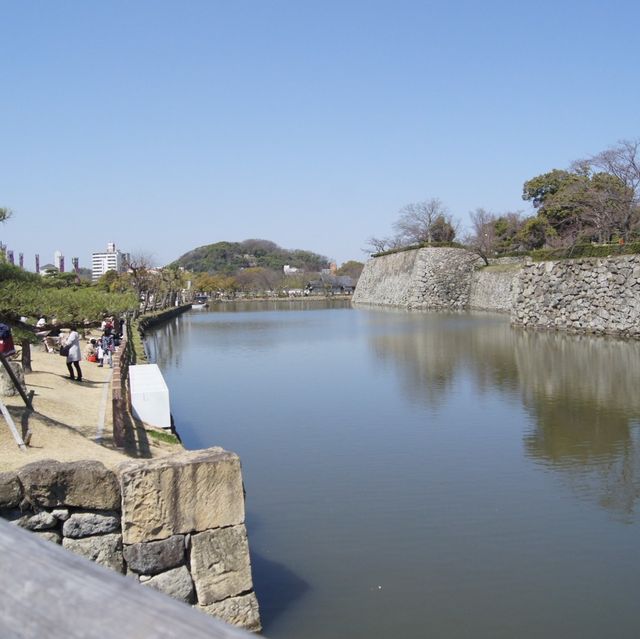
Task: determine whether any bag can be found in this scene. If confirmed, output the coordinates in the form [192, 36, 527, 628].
[0, 323, 16, 356]
[60, 344, 70, 357]
[87, 354, 97, 362]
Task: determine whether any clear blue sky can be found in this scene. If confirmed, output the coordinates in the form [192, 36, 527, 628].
[1, 0, 638, 270]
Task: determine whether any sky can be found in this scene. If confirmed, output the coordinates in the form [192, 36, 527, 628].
[1, 0, 639, 270]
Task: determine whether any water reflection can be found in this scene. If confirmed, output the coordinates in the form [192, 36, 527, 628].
[369, 312, 640, 520]
[147, 300, 352, 368]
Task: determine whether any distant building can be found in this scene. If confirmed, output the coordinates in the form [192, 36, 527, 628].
[283, 265, 302, 275]
[54, 250, 64, 272]
[40, 263, 59, 277]
[305, 274, 355, 296]
[92, 242, 130, 282]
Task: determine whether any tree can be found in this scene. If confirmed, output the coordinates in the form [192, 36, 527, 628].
[517, 217, 554, 250]
[364, 235, 402, 254]
[522, 169, 587, 241]
[126, 252, 156, 312]
[574, 139, 640, 241]
[523, 165, 638, 245]
[494, 212, 525, 253]
[0, 208, 12, 223]
[582, 139, 640, 201]
[235, 267, 281, 294]
[392, 199, 455, 245]
[336, 261, 364, 280]
[465, 208, 498, 265]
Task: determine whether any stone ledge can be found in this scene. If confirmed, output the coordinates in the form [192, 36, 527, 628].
[118, 447, 245, 544]
[17, 460, 120, 510]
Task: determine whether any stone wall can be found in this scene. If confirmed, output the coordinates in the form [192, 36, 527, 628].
[0, 448, 261, 632]
[468, 262, 523, 313]
[353, 247, 482, 309]
[353, 249, 640, 338]
[352, 249, 422, 307]
[411, 248, 482, 309]
[511, 255, 640, 337]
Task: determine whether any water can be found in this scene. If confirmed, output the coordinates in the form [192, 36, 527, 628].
[147, 301, 640, 639]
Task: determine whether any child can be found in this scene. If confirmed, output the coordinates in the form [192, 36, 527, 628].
[99, 329, 115, 368]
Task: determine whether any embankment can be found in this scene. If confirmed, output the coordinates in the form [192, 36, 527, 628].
[354, 247, 640, 338]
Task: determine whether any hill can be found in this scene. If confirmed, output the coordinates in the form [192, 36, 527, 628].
[170, 239, 330, 274]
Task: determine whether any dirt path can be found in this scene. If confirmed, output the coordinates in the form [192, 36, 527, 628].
[0, 336, 176, 472]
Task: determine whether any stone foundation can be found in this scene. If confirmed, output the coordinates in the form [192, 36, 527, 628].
[0, 449, 261, 632]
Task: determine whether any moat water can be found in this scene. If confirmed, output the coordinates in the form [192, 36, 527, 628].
[147, 300, 640, 639]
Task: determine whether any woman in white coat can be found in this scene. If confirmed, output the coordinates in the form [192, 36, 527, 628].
[63, 324, 83, 382]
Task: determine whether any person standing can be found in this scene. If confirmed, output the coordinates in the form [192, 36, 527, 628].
[99, 328, 115, 368]
[64, 324, 83, 382]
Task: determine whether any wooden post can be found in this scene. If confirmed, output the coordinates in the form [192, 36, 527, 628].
[0, 399, 26, 450]
[0, 351, 32, 409]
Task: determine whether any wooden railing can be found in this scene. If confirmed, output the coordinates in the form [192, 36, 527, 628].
[0, 519, 258, 638]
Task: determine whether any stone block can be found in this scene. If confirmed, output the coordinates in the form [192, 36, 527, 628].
[17, 460, 120, 510]
[51, 508, 70, 522]
[142, 565, 194, 604]
[62, 533, 124, 573]
[0, 472, 22, 508]
[62, 512, 120, 538]
[197, 592, 261, 632]
[190, 525, 253, 605]
[123, 535, 185, 574]
[34, 530, 62, 545]
[118, 447, 245, 544]
[20, 511, 57, 531]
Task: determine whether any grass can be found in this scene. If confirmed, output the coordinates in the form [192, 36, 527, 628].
[146, 428, 181, 445]
[478, 263, 523, 272]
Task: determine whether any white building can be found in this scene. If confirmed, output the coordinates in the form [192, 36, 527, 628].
[283, 264, 302, 275]
[54, 250, 63, 272]
[92, 242, 129, 282]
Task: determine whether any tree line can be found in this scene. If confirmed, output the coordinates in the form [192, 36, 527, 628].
[368, 139, 640, 264]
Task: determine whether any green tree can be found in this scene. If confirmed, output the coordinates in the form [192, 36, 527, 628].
[336, 261, 364, 279]
[523, 166, 637, 245]
[517, 217, 555, 250]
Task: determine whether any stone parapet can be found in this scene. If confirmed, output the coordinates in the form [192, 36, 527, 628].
[118, 447, 245, 544]
[0, 449, 260, 632]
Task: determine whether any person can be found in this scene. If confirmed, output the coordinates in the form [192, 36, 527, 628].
[99, 328, 115, 368]
[35, 316, 50, 351]
[84, 338, 98, 361]
[62, 324, 83, 382]
[44, 321, 61, 353]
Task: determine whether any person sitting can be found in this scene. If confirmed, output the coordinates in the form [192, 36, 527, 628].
[84, 338, 98, 361]
[43, 322, 62, 353]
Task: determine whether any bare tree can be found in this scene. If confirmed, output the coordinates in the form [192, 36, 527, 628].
[363, 235, 403, 254]
[576, 139, 640, 240]
[126, 252, 156, 313]
[465, 208, 497, 265]
[392, 199, 450, 245]
[586, 139, 640, 199]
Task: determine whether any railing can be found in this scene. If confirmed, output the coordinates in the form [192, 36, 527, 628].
[112, 325, 131, 448]
[0, 519, 257, 638]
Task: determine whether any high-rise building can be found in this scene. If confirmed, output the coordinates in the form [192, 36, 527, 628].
[91, 243, 129, 282]
[54, 250, 63, 272]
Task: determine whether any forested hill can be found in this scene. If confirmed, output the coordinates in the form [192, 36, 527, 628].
[170, 239, 330, 274]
